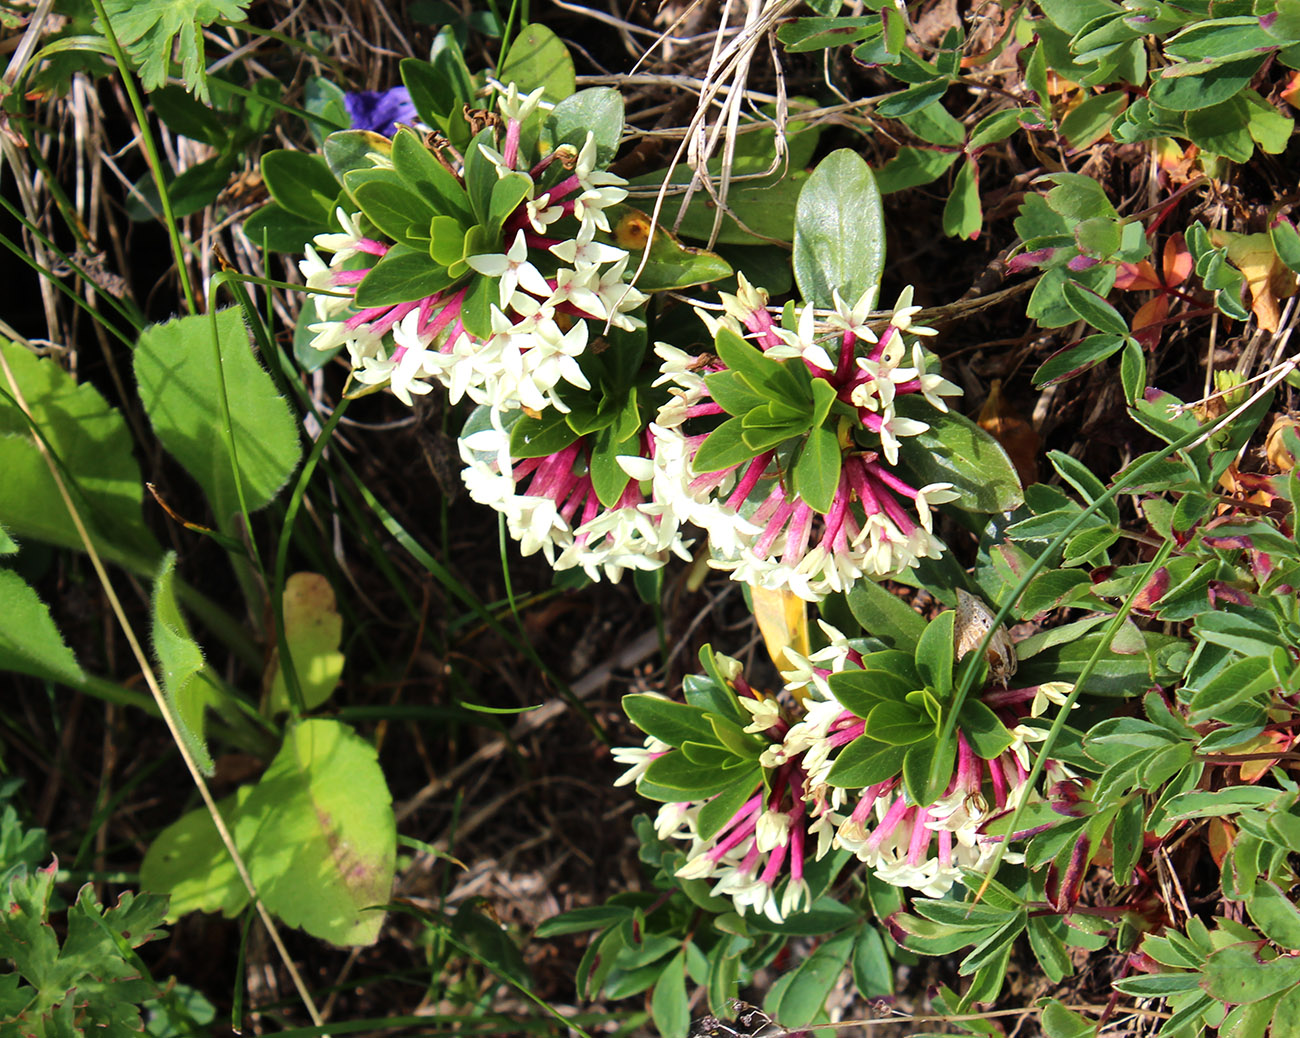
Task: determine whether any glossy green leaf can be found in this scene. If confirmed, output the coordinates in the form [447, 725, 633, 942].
[793, 425, 841, 514]
[623, 694, 713, 748]
[915, 610, 955, 698]
[1033, 333, 1125, 387]
[349, 175, 436, 247]
[243, 201, 331, 253]
[499, 23, 576, 103]
[547, 87, 624, 166]
[1185, 95, 1254, 161]
[613, 206, 734, 290]
[134, 308, 302, 525]
[390, 128, 474, 224]
[354, 244, 458, 308]
[261, 150, 339, 221]
[793, 149, 884, 310]
[894, 399, 1023, 512]
[845, 578, 926, 651]
[825, 737, 907, 788]
[235, 719, 395, 946]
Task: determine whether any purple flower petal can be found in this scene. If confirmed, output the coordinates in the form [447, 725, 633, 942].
[344, 86, 418, 137]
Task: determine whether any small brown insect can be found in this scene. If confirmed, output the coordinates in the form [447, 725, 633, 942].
[954, 588, 1018, 687]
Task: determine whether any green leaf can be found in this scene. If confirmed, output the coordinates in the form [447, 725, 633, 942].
[793, 425, 842, 514]
[1148, 57, 1261, 111]
[98, 0, 249, 102]
[547, 87, 624, 166]
[244, 201, 332, 253]
[1059, 92, 1127, 147]
[260, 150, 339, 221]
[960, 699, 1015, 759]
[852, 925, 894, 998]
[151, 553, 215, 775]
[1271, 220, 1300, 274]
[134, 309, 302, 525]
[0, 568, 83, 689]
[865, 701, 932, 744]
[1187, 655, 1276, 723]
[235, 719, 395, 946]
[1202, 943, 1300, 1003]
[349, 175, 437, 247]
[1243, 89, 1294, 153]
[1033, 333, 1125, 387]
[693, 416, 763, 474]
[499, 23, 576, 103]
[390, 128, 474, 224]
[267, 573, 346, 715]
[1185, 95, 1255, 162]
[139, 789, 251, 920]
[355, 243, 458, 307]
[1040, 999, 1095, 1038]
[0, 866, 169, 1035]
[648, 949, 689, 1038]
[876, 147, 960, 194]
[942, 159, 982, 240]
[1041, 173, 1118, 222]
[697, 770, 763, 840]
[894, 399, 1023, 512]
[767, 928, 856, 1027]
[845, 579, 926, 651]
[0, 340, 159, 566]
[1247, 881, 1300, 950]
[623, 694, 713, 748]
[915, 610, 955, 699]
[793, 149, 885, 310]
[826, 737, 907, 787]
[877, 80, 950, 118]
[1060, 279, 1128, 335]
[827, 663, 919, 716]
[612, 206, 734, 290]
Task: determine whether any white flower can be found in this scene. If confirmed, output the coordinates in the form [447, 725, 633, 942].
[612, 734, 670, 787]
[826, 284, 881, 342]
[467, 229, 553, 308]
[739, 695, 783, 734]
[495, 82, 548, 123]
[549, 221, 628, 268]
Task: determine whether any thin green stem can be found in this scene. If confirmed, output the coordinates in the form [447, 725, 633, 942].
[88, 0, 198, 314]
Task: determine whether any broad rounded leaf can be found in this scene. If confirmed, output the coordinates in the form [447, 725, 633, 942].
[793, 149, 884, 309]
[267, 572, 346, 715]
[895, 398, 1024, 512]
[139, 789, 251, 920]
[0, 340, 159, 567]
[547, 88, 624, 166]
[134, 308, 302, 525]
[1202, 943, 1300, 1003]
[235, 719, 396, 946]
[499, 23, 575, 103]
